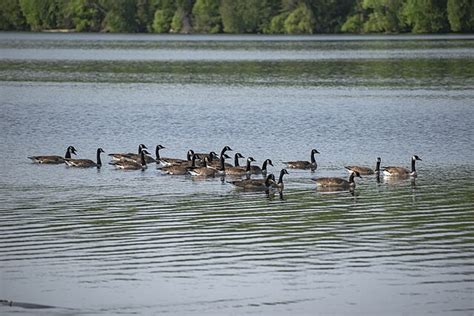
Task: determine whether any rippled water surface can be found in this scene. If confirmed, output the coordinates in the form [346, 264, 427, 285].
[1, 33, 473, 315]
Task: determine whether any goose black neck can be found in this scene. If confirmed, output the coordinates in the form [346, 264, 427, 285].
[246, 159, 252, 172]
[278, 171, 285, 184]
[310, 151, 316, 164]
[411, 158, 416, 173]
[234, 154, 240, 167]
[262, 159, 268, 171]
[138, 145, 143, 154]
[65, 147, 72, 159]
[140, 151, 146, 166]
[220, 147, 228, 157]
[191, 154, 197, 167]
[155, 146, 161, 160]
[375, 160, 381, 172]
[349, 172, 355, 183]
[219, 155, 226, 171]
[96, 149, 102, 167]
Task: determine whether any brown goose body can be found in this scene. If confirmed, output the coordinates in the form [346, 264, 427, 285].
[314, 171, 361, 189]
[284, 149, 319, 170]
[155, 145, 194, 167]
[113, 150, 149, 170]
[345, 158, 381, 175]
[229, 174, 276, 190]
[161, 154, 198, 175]
[109, 144, 147, 162]
[383, 155, 422, 177]
[187, 158, 218, 177]
[28, 146, 77, 164]
[65, 148, 104, 168]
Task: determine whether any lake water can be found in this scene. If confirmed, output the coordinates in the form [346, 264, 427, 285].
[0, 33, 473, 315]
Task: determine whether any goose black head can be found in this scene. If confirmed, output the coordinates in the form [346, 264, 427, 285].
[222, 146, 232, 152]
[222, 153, 231, 160]
[236, 153, 245, 158]
[281, 169, 289, 176]
[353, 171, 362, 178]
[413, 155, 422, 161]
[141, 149, 150, 155]
[156, 144, 165, 150]
[247, 157, 256, 162]
[210, 151, 219, 160]
[267, 159, 274, 167]
[312, 149, 320, 154]
[69, 146, 78, 155]
[98, 148, 105, 154]
[139, 144, 147, 149]
[377, 157, 381, 162]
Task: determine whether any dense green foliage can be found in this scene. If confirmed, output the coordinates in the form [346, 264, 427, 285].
[1, 0, 472, 33]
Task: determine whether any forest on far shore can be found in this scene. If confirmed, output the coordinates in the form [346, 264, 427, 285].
[1, 0, 473, 34]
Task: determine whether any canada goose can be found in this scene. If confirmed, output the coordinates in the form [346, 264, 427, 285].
[284, 149, 319, 170]
[249, 159, 274, 175]
[109, 144, 146, 161]
[345, 157, 381, 175]
[273, 169, 289, 192]
[113, 149, 150, 170]
[225, 157, 256, 176]
[109, 144, 155, 163]
[28, 146, 77, 164]
[383, 155, 422, 177]
[65, 148, 105, 168]
[187, 157, 219, 177]
[161, 153, 198, 175]
[155, 145, 194, 167]
[313, 171, 362, 189]
[228, 174, 276, 191]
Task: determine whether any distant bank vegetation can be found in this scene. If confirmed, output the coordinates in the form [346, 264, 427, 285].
[1, 0, 473, 34]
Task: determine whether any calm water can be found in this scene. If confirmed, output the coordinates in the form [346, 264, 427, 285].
[1, 33, 473, 315]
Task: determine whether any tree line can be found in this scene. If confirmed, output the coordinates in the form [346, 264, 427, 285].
[1, 0, 473, 34]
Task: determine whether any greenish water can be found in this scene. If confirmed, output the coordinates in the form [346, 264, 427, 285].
[0, 33, 473, 315]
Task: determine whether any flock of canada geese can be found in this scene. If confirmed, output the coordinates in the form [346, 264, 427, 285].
[28, 144, 422, 193]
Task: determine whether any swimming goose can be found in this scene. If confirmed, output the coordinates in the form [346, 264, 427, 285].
[161, 153, 198, 175]
[228, 174, 276, 191]
[65, 148, 104, 168]
[155, 145, 194, 167]
[28, 146, 77, 164]
[284, 149, 319, 170]
[108, 144, 146, 161]
[249, 159, 274, 175]
[187, 157, 219, 177]
[313, 170, 361, 189]
[383, 155, 422, 177]
[273, 169, 289, 192]
[224, 157, 256, 176]
[113, 149, 150, 170]
[109, 144, 155, 163]
[345, 157, 381, 175]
